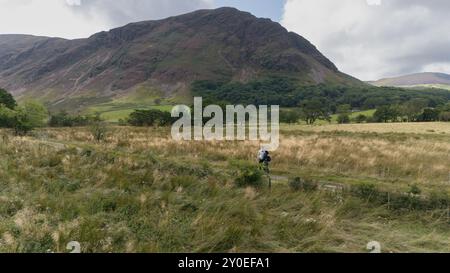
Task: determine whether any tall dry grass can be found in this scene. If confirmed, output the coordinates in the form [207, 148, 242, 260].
[0, 124, 449, 253]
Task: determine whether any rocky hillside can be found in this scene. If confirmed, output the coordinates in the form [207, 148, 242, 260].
[0, 7, 359, 112]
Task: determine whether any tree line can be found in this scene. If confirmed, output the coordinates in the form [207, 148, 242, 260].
[192, 77, 450, 111]
[192, 77, 450, 125]
[279, 102, 450, 125]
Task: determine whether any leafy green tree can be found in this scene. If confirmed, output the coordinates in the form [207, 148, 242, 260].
[418, 108, 440, 122]
[0, 88, 17, 109]
[280, 109, 301, 124]
[336, 104, 352, 114]
[337, 113, 351, 124]
[299, 98, 331, 125]
[439, 111, 450, 122]
[19, 100, 49, 127]
[374, 106, 399, 123]
[400, 98, 429, 122]
[128, 109, 173, 126]
[354, 114, 367, 124]
[12, 108, 34, 136]
[0, 104, 16, 128]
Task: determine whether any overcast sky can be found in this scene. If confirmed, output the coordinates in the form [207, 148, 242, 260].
[0, 0, 449, 80]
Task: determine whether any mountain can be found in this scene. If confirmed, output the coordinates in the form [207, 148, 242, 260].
[0, 7, 360, 113]
[369, 72, 450, 90]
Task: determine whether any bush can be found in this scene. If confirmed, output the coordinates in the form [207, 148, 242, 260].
[49, 111, 92, 127]
[89, 121, 108, 142]
[429, 191, 450, 209]
[235, 166, 264, 188]
[409, 184, 422, 195]
[352, 183, 380, 201]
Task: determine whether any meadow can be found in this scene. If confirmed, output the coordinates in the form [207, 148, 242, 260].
[0, 122, 449, 253]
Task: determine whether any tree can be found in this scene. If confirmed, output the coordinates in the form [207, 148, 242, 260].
[400, 98, 428, 122]
[418, 108, 440, 122]
[20, 100, 49, 128]
[12, 108, 34, 136]
[0, 88, 17, 110]
[336, 104, 352, 114]
[439, 111, 450, 122]
[280, 109, 301, 124]
[0, 97, 49, 135]
[337, 113, 351, 124]
[354, 114, 367, 124]
[128, 109, 173, 126]
[374, 106, 399, 123]
[0, 104, 16, 128]
[299, 98, 331, 125]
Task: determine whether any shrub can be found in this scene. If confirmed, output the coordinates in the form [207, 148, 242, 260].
[352, 183, 380, 201]
[89, 121, 108, 142]
[235, 165, 264, 188]
[49, 111, 92, 127]
[429, 191, 450, 209]
[408, 184, 422, 195]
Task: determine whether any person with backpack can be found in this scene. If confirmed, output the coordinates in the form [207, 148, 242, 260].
[258, 148, 272, 188]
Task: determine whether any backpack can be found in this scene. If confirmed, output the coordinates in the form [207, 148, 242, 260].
[258, 149, 270, 163]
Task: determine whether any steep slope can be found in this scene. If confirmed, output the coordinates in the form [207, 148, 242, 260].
[370, 72, 450, 90]
[0, 7, 359, 112]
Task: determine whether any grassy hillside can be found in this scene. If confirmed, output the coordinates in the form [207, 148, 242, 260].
[401, 84, 450, 91]
[0, 123, 449, 252]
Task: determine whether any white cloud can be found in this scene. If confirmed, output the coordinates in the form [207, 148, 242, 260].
[281, 0, 450, 80]
[0, 0, 213, 39]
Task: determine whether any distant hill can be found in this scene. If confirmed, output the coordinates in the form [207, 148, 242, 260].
[369, 72, 450, 90]
[0, 7, 360, 113]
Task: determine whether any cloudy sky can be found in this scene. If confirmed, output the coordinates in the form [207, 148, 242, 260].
[0, 0, 449, 80]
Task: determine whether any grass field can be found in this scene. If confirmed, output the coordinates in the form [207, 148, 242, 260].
[0, 122, 449, 253]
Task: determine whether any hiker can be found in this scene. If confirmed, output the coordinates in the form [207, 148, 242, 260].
[258, 148, 271, 174]
[258, 148, 272, 188]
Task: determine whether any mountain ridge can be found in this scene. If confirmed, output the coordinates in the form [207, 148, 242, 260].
[369, 72, 450, 90]
[0, 7, 360, 112]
